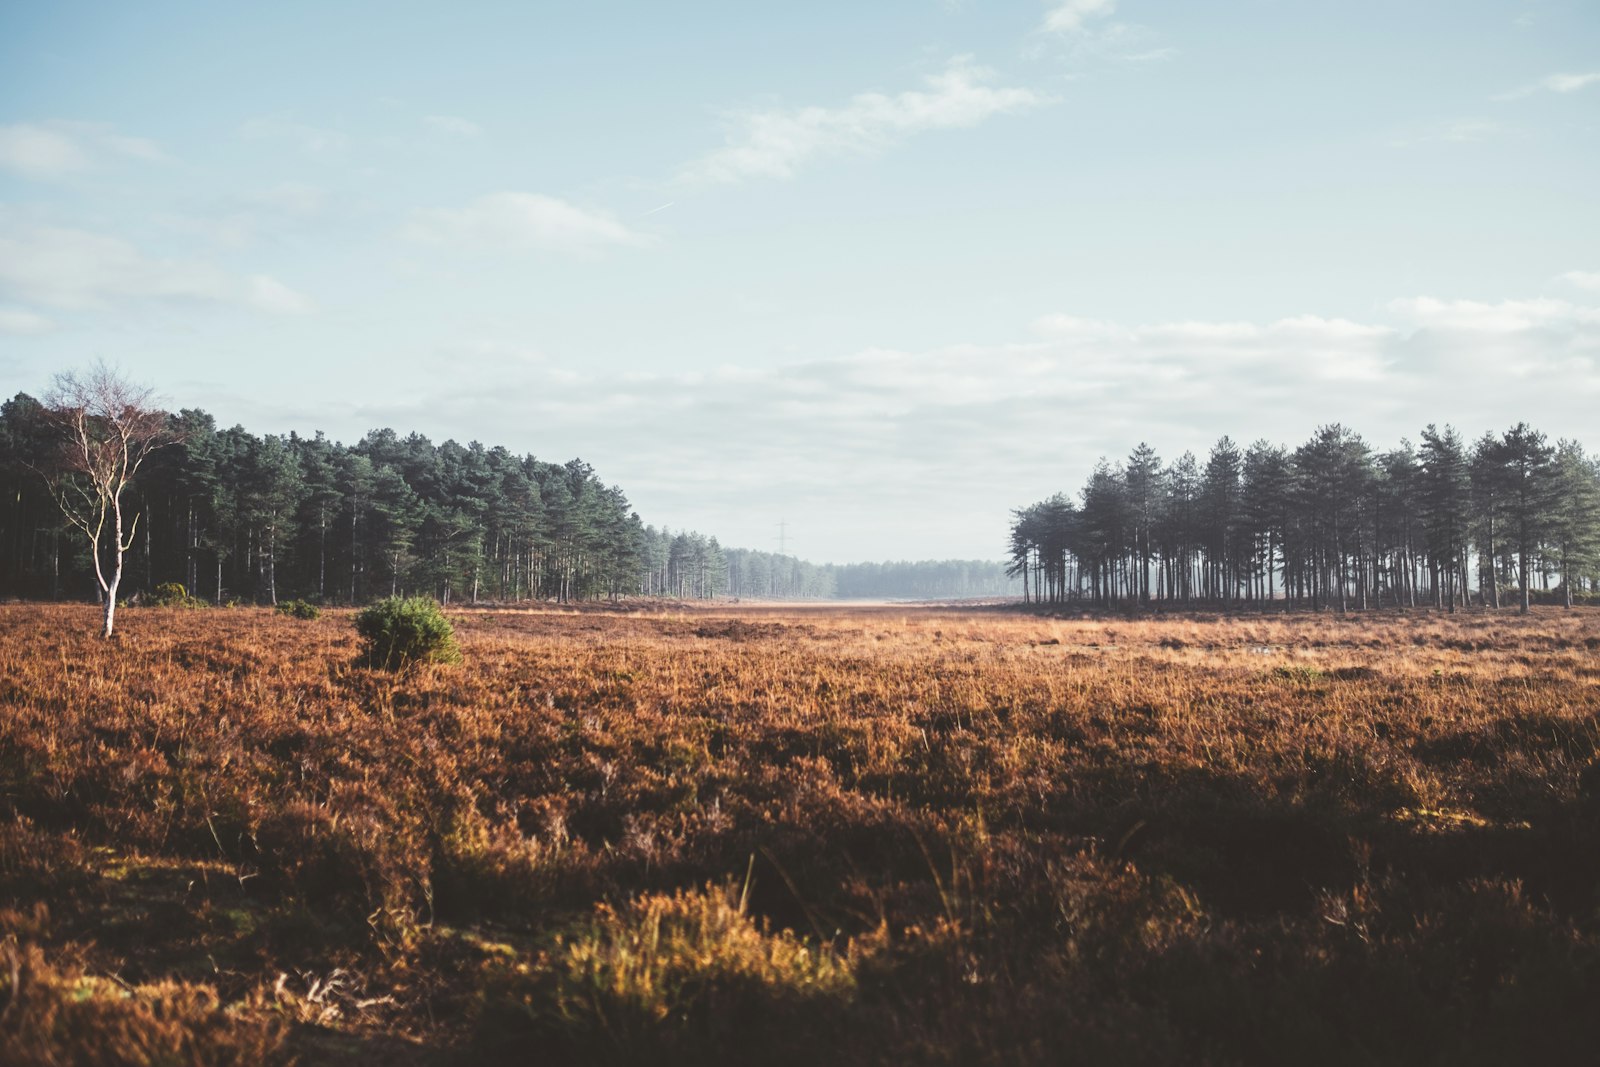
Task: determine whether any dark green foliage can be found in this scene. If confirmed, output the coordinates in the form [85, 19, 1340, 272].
[146, 581, 207, 609]
[1012, 423, 1600, 609]
[0, 385, 1013, 606]
[354, 595, 461, 669]
[274, 598, 320, 620]
[0, 393, 658, 607]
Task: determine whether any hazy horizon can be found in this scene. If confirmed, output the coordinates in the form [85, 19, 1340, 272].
[3, 1, 1597, 562]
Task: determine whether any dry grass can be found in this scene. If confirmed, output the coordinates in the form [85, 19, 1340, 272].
[2, 601, 1598, 1064]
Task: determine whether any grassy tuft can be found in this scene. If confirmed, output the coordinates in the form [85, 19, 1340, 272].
[478, 880, 854, 1063]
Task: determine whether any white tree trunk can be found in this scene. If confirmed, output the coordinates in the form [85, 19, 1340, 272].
[103, 497, 124, 638]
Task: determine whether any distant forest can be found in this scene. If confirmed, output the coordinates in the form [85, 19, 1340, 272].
[720, 554, 1020, 601]
[0, 393, 1012, 605]
[1009, 424, 1600, 611]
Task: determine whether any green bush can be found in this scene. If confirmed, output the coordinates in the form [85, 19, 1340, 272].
[275, 598, 321, 620]
[354, 596, 461, 670]
[147, 581, 207, 609]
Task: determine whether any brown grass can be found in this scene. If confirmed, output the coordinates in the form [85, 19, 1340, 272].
[2, 601, 1598, 1064]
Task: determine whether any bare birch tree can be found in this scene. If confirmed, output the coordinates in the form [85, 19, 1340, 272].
[43, 364, 172, 637]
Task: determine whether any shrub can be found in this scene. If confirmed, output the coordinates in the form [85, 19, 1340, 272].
[354, 596, 461, 670]
[477, 882, 854, 1060]
[146, 581, 207, 609]
[274, 598, 320, 620]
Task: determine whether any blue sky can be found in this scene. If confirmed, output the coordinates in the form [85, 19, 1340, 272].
[2, 1, 1597, 561]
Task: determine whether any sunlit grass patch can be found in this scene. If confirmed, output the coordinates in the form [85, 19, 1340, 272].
[477, 880, 856, 1062]
[0, 941, 291, 1066]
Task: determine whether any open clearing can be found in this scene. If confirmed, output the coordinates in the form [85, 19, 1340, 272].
[3, 602, 1599, 1064]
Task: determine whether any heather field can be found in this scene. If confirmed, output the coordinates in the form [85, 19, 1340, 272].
[3, 602, 1599, 1065]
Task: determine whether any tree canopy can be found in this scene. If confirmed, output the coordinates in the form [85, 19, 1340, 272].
[1009, 424, 1600, 613]
[1, 394, 666, 606]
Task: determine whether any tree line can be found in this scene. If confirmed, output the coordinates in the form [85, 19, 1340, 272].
[631, 540, 1019, 601]
[831, 559, 1018, 600]
[0, 366, 1033, 613]
[721, 554, 1018, 601]
[1009, 424, 1600, 613]
[0, 389, 744, 607]
[1, 381, 1022, 610]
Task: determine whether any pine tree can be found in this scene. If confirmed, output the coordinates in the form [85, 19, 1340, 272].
[1418, 425, 1469, 611]
[1548, 440, 1600, 607]
[1496, 423, 1557, 614]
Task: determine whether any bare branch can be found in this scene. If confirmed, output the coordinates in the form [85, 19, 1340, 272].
[39, 361, 174, 635]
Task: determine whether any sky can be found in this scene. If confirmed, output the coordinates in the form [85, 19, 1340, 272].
[1, 1, 1597, 563]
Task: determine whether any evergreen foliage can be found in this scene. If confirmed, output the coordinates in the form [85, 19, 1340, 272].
[3, 386, 1022, 605]
[146, 581, 207, 609]
[1, 395, 657, 605]
[355, 595, 461, 669]
[274, 598, 320, 620]
[1011, 424, 1600, 611]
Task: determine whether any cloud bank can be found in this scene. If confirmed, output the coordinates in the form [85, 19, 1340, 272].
[403, 192, 650, 255]
[265, 290, 1600, 562]
[683, 57, 1046, 184]
[0, 121, 164, 180]
[422, 115, 483, 137]
[1041, 0, 1118, 35]
[0, 221, 313, 315]
[1496, 70, 1600, 99]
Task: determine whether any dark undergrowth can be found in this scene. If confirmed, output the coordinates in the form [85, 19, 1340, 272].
[2, 602, 1598, 1064]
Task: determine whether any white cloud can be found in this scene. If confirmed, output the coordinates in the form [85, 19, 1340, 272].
[1495, 71, 1600, 100]
[320, 290, 1598, 561]
[682, 56, 1046, 184]
[100, 133, 166, 162]
[246, 275, 315, 315]
[0, 121, 165, 179]
[1543, 71, 1600, 93]
[1041, 0, 1117, 34]
[157, 183, 335, 250]
[1387, 295, 1597, 333]
[1435, 118, 1500, 143]
[0, 221, 313, 316]
[438, 337, 546, 365]
[245, 182, 329, 218]
[0, 225, 220, 308]
[238, 116, 348, 154]
[1384, 297, 1600, 387]
[1031, 314, 1127, 340]
[1389, 117, 1505, 149]
[423, 114, 483, 137]
[0, 307, 54, 335]
[403, 192, 649, 255]
[0, 125, 89, 177]
[1559, 271, 1600, 293]
[206, 184, 338, 247]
